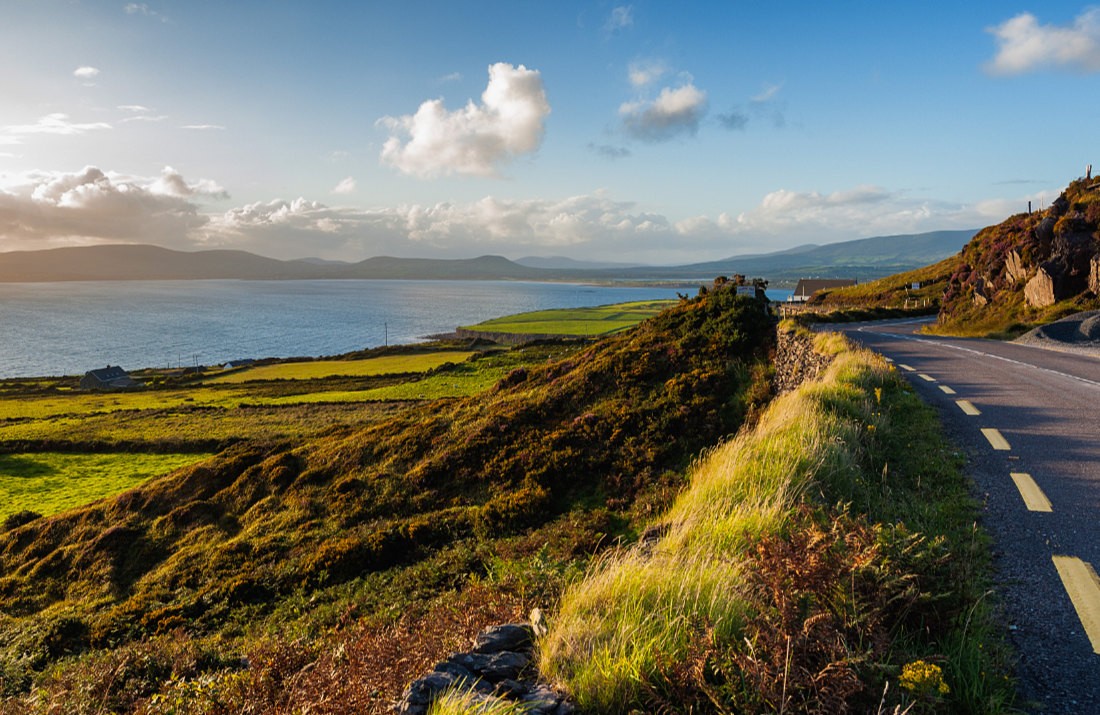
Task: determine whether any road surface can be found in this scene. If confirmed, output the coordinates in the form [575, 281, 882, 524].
[841, 319, 1100, 713]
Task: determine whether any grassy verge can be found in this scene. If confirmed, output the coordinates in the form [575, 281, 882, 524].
[540, 329, 1014, 713]
[459, 300, 676, 336]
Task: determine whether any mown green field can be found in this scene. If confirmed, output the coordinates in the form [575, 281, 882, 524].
[460, 299, 676, 336]
[0, 452, 210, 521]
[205, 351, 476, 383]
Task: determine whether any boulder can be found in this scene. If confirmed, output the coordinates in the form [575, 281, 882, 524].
[471, 624, 534, 654]
[972, 282, 989, 307]
[1024, 263, 1059, 307]
[1005, 250, 1028, 284]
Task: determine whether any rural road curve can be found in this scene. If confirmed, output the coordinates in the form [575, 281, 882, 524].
[840, 318, 1100, 713]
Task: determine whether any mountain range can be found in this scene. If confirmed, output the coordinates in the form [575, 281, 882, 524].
[0, 229, 976, 285]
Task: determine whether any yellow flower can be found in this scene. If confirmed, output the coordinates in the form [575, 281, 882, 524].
[899, 659, 950, 697]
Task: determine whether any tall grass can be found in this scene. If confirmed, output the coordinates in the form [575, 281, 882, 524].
[540, 334, 1014, 713]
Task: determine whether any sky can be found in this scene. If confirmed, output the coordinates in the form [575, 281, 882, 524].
[1, 1, 1099, 265]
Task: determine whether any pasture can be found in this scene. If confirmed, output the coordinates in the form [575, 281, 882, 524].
[0, 452, 209, 521]
[460, 299, 676, 336]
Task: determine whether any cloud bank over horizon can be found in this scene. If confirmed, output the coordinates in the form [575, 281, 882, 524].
[0, 165, 1017, 264]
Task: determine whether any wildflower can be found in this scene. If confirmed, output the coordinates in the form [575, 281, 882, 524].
[899, 659, 950, 698]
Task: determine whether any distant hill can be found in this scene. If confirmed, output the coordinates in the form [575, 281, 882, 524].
[616, 229, 977, 283]
[0, 230, 976, 284]
[515, 256, 645, 270]
[0, 245, 551, 282]
[814, 177, 1100, 337]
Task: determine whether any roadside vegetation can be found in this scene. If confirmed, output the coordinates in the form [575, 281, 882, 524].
[541, 325, 1014, 713]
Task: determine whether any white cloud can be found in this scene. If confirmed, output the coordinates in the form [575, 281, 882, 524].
[2, 113, 112, 138]
[606, 5, 634, 31]
[620, 83, 707, 141]
[986, 9, 1100, 74]
[180, 124, 225, 130]
[332, 177, 356, 194]
[73, 66, 100, 80]
[0, 166, 217, 250]
[118, 104, 151, 113]
[438, 72, 463, 83]
[125, 3, 151, 14]
[627, 59, 667, 87]
[149, 166, 227, 199]
[378, 62, 550, 178]
[730, 184, 1015, 241]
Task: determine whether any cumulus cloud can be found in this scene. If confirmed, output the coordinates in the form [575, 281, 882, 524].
[378, 62, 550, 178]
[73, 66, 100, 80]
[730, 184, 1015, 241]
[620, 83, 707, 141]
[986, 9, 1100, 74]
[332, 177, 356, 194]
[0, 166, 223, 251]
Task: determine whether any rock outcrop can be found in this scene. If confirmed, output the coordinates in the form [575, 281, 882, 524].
[939, 176, 1100, 324]
[397, 622, 574, 715]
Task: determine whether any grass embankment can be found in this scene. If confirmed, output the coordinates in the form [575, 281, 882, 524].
[540, 328, 1013, 713]
[459, 300, 676, 337]
[0, 288, 774, 714]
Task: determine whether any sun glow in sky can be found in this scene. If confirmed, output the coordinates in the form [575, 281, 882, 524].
[2, 1, 1099, 264]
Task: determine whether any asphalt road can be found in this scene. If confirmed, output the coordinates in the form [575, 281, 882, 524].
[841, 319, 1100, 714]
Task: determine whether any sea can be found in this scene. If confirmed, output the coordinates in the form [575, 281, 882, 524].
[0, 279, 795, 379]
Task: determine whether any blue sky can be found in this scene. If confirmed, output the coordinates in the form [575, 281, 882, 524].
[1, 1, 1098, 264]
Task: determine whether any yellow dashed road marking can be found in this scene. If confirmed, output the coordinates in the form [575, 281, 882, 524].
[1010, 472, 1052, 512]
[918, 373, 936, 382]
[956, 400, 981, 416]
[981, 428, 1011, 450]
[938, 385, 956, 395]
[1052, 556, 1100, 654]
[898, 364, 915, 372]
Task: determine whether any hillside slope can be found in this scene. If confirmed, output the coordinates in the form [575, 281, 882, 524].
[934, 177, 1100, 334]
[0, 287, 774, 711]
[812, 177, 1100, 335]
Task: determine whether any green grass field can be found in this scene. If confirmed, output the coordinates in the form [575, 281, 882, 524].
[459, 300, 676, 336]
[0, 452, 210, 521]
[205, 351, 476, 383]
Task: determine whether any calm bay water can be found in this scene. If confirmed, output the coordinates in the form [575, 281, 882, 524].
[0, 280, 698, 378]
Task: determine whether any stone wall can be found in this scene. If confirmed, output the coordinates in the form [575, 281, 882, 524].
[773, 327, 834, 394]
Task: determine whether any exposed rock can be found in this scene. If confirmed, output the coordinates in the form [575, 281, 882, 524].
[773, 328, 834, 395]
[972, 282, 989, 307]
[396, 620, 572, 715]
[471, 623, 533, 654]
[1006, 250, 1028, 284]
[1036, 216, 1056, 243]
[1091, 255, 1100, 295]
[1024, 262, 1060, 308]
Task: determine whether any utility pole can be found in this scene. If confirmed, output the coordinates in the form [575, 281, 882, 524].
[384, 321, 388, 347]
